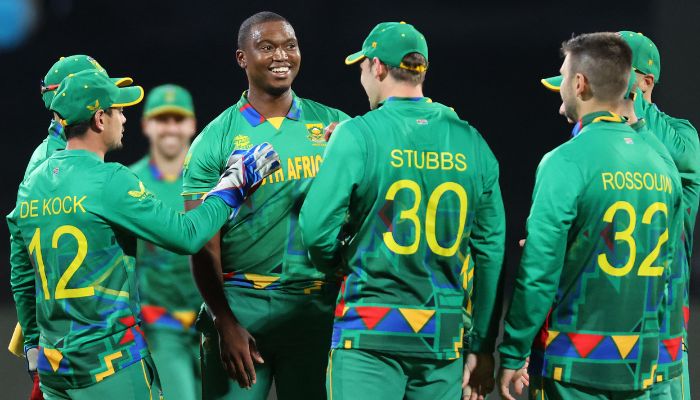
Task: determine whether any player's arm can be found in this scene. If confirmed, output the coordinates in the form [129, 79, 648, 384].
[499, 152, 582, 369]
[636, 92, 700, 179]
[7, 211, 39, 351]
[300, 122, 366, 273]
[467, 143, 506, 354]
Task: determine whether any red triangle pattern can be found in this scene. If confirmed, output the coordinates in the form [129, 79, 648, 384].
[141, 306, 167, 324]
[663, 337, 682, 361]
[335, 280, 347, 318]
[355, 306, 391, 330]
[567, 333, 604, 358]
[684, 306, 690, 328]
[118, 316, 136, 327]
[119, 328, 135, 345]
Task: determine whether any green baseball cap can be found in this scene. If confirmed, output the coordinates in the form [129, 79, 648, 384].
[143, 84, 195, 118]
[618, 31, 661, 83]
[540, 75, 562, 92]
[42, 55, 133, 109]
[345, 21, 428, 71]
[50, 69, 144, 126]
[541, 69, 637, 99]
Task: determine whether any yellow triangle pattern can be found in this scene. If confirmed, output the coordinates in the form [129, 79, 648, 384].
[173, 311, 197, 330]
[243, 274, 280, 289]
[399, 309, 435, 333]
[43, 348, 63, 372]
[612, 335, 639, 359]
[546, 330, 559, 347]
[342, 306, 349, 317]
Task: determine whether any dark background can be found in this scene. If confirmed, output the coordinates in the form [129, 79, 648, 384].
[0, 0, 698, 397]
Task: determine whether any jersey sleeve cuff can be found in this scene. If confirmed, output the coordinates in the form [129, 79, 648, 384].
[181, 191, 208, 201]
[498, 352, 528, 370]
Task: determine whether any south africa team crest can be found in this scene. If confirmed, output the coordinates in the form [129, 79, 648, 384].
[233, 135, 253, 150]
[306, 123, 326, 146]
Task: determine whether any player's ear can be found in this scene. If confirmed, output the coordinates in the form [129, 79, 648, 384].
[236, 49, 247, 69]
[574, 73, 588, 99]
[92, 110, 105, 132]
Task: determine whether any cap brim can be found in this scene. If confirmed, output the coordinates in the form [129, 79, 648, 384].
[112, 86, 144, 108]
[345, 51, 366, 65]
[112, 77, 134, 87]
[540, 75, 562, 92]
[144, 105, 195, 118]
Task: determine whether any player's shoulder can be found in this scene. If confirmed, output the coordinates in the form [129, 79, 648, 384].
[297, 96, 349, 121]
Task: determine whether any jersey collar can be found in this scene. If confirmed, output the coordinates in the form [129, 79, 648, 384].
[379, 96, 432, 107]
[571, 111, 625, 137]
[148, 156, 181, 182]
[49, 119, 66, 141]
[238, 90, 302, 127]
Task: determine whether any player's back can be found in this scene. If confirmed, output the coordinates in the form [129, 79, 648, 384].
[13, 149, 146, 389]
[530, 115, 682, 389]
[333, 97, 500, 359]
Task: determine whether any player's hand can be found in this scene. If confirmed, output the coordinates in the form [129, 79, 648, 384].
[206, 142, 281, 219]
[498, 361, 530, 400]
[462, 352, 495, 400]
[518, 239, 526, 248]
[324, 122, 339, 142]
[214, 315, 264, 389]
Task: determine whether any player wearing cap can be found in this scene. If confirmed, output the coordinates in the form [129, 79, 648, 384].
[541, 31, 699, 398]
[299, 22, 506, 400]
[129, 84, 201, 400]
[7, 55, 134, 399]
[182, 11, 349, 400]
[8, 69, 280, 399]
[499, 32, 683, 399]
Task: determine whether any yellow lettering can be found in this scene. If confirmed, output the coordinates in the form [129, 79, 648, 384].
[274, 167, 285, 183]
[643, 173, 654, 190]
[73, 196, 87, 213]
[390, 149, 404, 168]
[20, 202, 29, 218]
[426, 152, 439, 170]
[441, 152, 454, 170]
[633, 172, 643, 190]
[315, 155, 323, 172]
[614, 172, 624, 189]
[287, 158, 298, 180]
[405, 150, 413, 168]
[301, 156, 312, 178]
[414, 151, 425, 169]
[30, 200, 38, 218]
[654, 174, 664, 192]
[455, 153, 467, 171]
[601, 172, 613, 190]
[625, 172, 634, 190]
[42, 199, 51, 216]
[51, 198, 61, 215]
[294, 157, 303, 179]
[61, 196, 72, 214]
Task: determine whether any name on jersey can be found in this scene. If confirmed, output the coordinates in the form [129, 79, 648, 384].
[260, 155, 324, 185]
[390, 150, 467, 171]
[601, 171, 673, 194]
[19, 195, 87, 219]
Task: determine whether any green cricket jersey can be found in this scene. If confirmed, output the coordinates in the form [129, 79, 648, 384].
[300, 97, 506, 360]
[182, 91, 349, 293]
[499, 111, 683, 391]
[130, 156, 201, 332]
[633, 91, 700, 381]
[8, 149, 230, 390]
[9, 120, 67, 349]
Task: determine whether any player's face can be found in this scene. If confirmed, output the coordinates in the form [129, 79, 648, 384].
[559, 55, 579, 121]
[360, 58, 380, 110]
[239, 21, 300, 96]
[143, 113, 195, 159]
[102, 107, 126, 150]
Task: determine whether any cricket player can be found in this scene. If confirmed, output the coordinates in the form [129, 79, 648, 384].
[541, 31, 699, 398]
[130, 84, 201, 400]
[8, 69, 280, 399]
[499, 32, 683, 399]
[8, 55, 133, 399]
[299, 21, 506, 400]
[182, 11, 349, 399]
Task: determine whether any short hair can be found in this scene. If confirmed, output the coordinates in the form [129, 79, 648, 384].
[386, 53, 428, 86]
[237, 11, 290, 49]
[561, 32, 632, 102]
[64, 108, 114, 139]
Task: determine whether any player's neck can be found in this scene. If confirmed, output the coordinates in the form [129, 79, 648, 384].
[150, 147, 188, 177]
[576, 99, 619, 120]
[66, 135, 107, 160]
[379, 81, 424, 102]
[246, 87, 293, 118]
